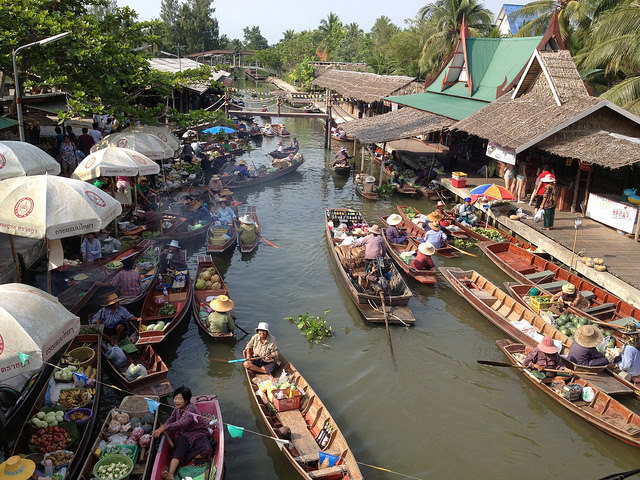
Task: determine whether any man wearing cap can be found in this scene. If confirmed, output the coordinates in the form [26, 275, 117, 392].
[238, 215, 258, 247]
[352, 224, 387, 268]
[523, 336, 562, 372]
[160, 240, 188, 273]
[385, 214, 407, 244]
[567, 325, 610, 366]
[422, 221, 447, 249]
[91, 293, 140, 345]
[456, 197, 477, 226]
[243, 322, 280, 374]
[616, 323, 640, 382]
[290, 137, 299, 149]
[410, 242, 435, 271]
[539, 174, 557, 229]
[208, 295, 236, 334]
[219, 158, 237, 177]
[550, 284, 590, 310]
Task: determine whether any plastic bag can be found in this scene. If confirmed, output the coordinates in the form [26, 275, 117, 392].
[105, 346, 128, 369]
[125, 364, 147, 381]
[533, 209, 544, 223]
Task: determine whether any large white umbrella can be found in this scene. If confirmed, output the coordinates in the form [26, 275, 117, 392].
[72, 147, 160, 181]
[91, 130, 176, 160]
[0, 141, 60, 180]
[0, 283, 80, 383]
[128, 125, 180, 151]
[0, 175, 122, 239]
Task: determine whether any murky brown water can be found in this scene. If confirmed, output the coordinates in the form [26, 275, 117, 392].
[105, 79, 640, 480]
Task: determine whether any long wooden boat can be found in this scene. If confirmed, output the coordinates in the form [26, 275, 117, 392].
[480, 240, 640, 325]
[137, 274, 193, 345]
[150, 394, 224, 480]
[121, 246, 160, 308]
[192, 255, 235, 340]
[497, 339, 640, 447]
[269, 145, 298, 159]
[78, 395, 160, 480]
[381, 211, 457, 258]
[377, 215, 436, 284]
[226, 155, 305, 190]
[238, 206, 260, 253]
[331, 163, 351, 175]
[159, 215, 210, 242]
[271, 124, 291, 137]
[245, 356, 363, 480]
[325, 208, 415, 324]
[12, 329, 102, 480]
[206, 222, 237, 255]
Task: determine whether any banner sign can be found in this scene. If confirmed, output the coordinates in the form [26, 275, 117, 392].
[585, 193, 638, 233]
[486, 141, 516, 165]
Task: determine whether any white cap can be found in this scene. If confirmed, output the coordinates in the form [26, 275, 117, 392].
[255, 322, 269, 333]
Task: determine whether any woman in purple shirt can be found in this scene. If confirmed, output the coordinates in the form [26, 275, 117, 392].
[352, 225, 386, 268]
[385, 214, 408, 244]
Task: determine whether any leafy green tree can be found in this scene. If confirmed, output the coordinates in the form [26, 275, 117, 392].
[317, 12, 344, 59]
[243, 26, 269, 50]
[418, 0, 493, 76]
[174, 0, 220, 53]
[159, 0, 180, 50]
[286, 58, 317, 90]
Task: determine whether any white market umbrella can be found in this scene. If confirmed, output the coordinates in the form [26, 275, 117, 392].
[0, 140, 60, 180]
[0, 175, 122, 239]
[91, 130, 176, 160]
[128, 125, 180, 151]
[72, 147, 160, 181]
[0, 283, 80, 383]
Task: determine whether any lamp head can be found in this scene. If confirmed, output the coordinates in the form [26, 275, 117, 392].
[38, 32, 70, 45]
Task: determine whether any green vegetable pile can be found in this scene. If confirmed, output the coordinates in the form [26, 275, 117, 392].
[175, 163, 201, 174]
[285, 311, 333, 344]
[472, 227, 507, 242]
[452, 238, 478, 250]
[142, 231, 160, 239]
[158, 304, 176, 316]
[376, 184, 396, 198]
[554, 312, 608, 340]
[403, 206, 418, 220]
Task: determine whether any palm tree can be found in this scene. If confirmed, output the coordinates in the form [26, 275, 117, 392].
[576, 0, 640, 114]
[418, 0, 493, 76]
[317, 12, 343, 59]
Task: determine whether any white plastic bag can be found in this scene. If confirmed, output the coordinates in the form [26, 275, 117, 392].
[533, 208, 544, 223]
[125, 364, 147, 381]
[105, 346, 127, 369]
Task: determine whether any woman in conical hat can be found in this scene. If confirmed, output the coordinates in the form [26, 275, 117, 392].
[208, 295, 236, 335]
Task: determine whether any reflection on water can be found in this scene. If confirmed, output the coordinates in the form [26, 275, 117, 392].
[146, 83, 638, 479]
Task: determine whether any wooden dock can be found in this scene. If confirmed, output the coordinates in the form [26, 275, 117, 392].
[440, 174, 640, 309]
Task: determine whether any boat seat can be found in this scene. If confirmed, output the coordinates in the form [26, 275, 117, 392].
[307, 465, 348, 479]
[277, 409, 319, 460]
[581, 291, 596, 301]
[524, 270, 555, 282]
[538, 280, 569, 292]
[584, 303, 616, 314]
[470, 289, 498, 306]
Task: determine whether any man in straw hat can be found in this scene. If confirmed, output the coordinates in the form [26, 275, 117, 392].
[550, 283, 590, 310]
[238, 214, 258, 247]
[243, 322, 280, 374]
[351, 224, 387, 269]
[91, 292, 140, 345]
[410, 242, 435, 271]
[523, 336, 562, 372]
[422, 221, 447, 249]
[567, 324, 609, 366]
[0, 456, 35, 480]
[539, 174, 558, 230]
[136, 176, 156, 208]
[385, 214, 407, 244]
[235, 160, 249, 179]
[207, 174, 223, 198]
[615, 323, 640, 382]
[208, 295, 236, 334]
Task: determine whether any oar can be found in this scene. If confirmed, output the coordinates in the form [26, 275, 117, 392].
[235, 324, 249, 335]
[260, 236, 279, 248]
[590, 319, 626, 331]
[477, 360, 597, 375]
[449, 244, 478, 257]
[596, 467, 640, 480]
[380, 291, 397, 371]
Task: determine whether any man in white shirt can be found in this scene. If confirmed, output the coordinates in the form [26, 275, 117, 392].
[89, 122, 103, 143]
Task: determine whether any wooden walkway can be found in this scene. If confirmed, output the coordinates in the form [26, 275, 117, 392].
[440, 174, 640, 308]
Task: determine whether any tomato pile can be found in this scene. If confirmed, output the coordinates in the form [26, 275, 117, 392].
[29, 426, 70, 453]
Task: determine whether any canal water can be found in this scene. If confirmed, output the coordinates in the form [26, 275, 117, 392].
[152, 83, 639, 479]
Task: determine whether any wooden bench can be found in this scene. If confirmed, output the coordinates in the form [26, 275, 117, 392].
[524, 270, 555, 282]
[584, 303, 616, 315]
[277, 409, 319, 463]
[538, 280, 569, 292]
[470, 289, 497, 306]
[581, 291, 596, 301]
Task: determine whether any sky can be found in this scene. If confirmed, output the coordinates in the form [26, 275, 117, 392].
[117, 0, 507, 45]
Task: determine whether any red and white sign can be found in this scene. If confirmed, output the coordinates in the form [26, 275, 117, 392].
[132, 154, 147, 165]
[85, 156, 97, 169]
[157, 133, 167, 143]
[0, 334, 4, 356]
[0, 153, 6, 170]
[14, 197, 34, 218]
[586, 193, 638, 233]
[85, 190, 106, 208]
[116, 138, 128, 148]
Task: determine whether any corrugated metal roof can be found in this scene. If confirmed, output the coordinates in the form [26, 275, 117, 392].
[385, 91, 488, 121]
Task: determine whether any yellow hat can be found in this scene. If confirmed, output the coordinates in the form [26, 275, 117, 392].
[220, 188, 233, 196]
[210, 295, 234, 312]
[0, 456, 36, 480]
[137, 176, 148, 183]
[238, 160, 247, 166]
[104, 292, 122, 306]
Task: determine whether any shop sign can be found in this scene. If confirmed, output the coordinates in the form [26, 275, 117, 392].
[585, 193, 638, 233]
[486, 141, 516, 165]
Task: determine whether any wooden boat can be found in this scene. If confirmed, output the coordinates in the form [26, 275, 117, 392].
[268, 145, 298, 159]
[238, 206, 260, 253]
[225, 155, 305, 190]
[121, 246, 159, 307]
[439, 267, 571, 350]
[192, 255, 235, 340]
[137, 274, 193, 345]
[206, 222, 237, 255]
[78, 395, 160, 480]
[325, 208, 415, 324]
[150, 394, 224, 480]
[480, 241, 640, 326]
[159, 214, 210, 242]
[12, 328, 102, 480]
[382, 210, 457, 258]
[331, 164, 351, 175]
[497, 339, 640, 448]
[245, 356, 363, 480]
[271, 124, 291, 137]
[377, 215, 436, 284]
[355, 182, 377, 201]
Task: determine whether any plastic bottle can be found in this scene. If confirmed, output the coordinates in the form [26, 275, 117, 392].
[289, 383, 295, 397]
[44, 459, 54, 477]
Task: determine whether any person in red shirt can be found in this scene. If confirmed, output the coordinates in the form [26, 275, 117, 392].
[530, 165, 552, 211]
[410, 242, 435, 271]
[77, 127, 95, 156]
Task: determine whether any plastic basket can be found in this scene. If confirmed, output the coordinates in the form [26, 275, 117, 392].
[93, 454, 134, 480]
[99, 445, 139, 464]
[272, 388, 302, 412]
[64, 407, 93, 427]
[530, 295, 562, 314]
[66, 347, 95, 369]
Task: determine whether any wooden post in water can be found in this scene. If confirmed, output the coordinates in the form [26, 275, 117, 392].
[378, 142, 387, 187]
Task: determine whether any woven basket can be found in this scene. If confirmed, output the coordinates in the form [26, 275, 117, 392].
[66, 347, 95, 369]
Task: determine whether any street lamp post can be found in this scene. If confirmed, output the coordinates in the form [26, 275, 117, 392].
[12, 32, 70, 141]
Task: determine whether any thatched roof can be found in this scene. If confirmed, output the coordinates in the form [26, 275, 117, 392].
[342, 108, 452, 143]
[312, 70, 417, 103]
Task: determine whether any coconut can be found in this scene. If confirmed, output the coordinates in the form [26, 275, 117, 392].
[211, 274, 220, 283]
[593, 258, 605, 265]
[595, 265, 607, 271]
[206, 280, 213, 288]
[212, 282, 221, 290]
[201, 271, 212, 281]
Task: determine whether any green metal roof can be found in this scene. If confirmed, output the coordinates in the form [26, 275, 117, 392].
[385, 91, 488, 121]
[0, 117, 17, 131]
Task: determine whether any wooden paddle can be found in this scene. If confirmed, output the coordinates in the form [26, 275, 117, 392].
[260, 236, 279, 248]
[380, 291, 397, 371]
[477, 360, 596, 375]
